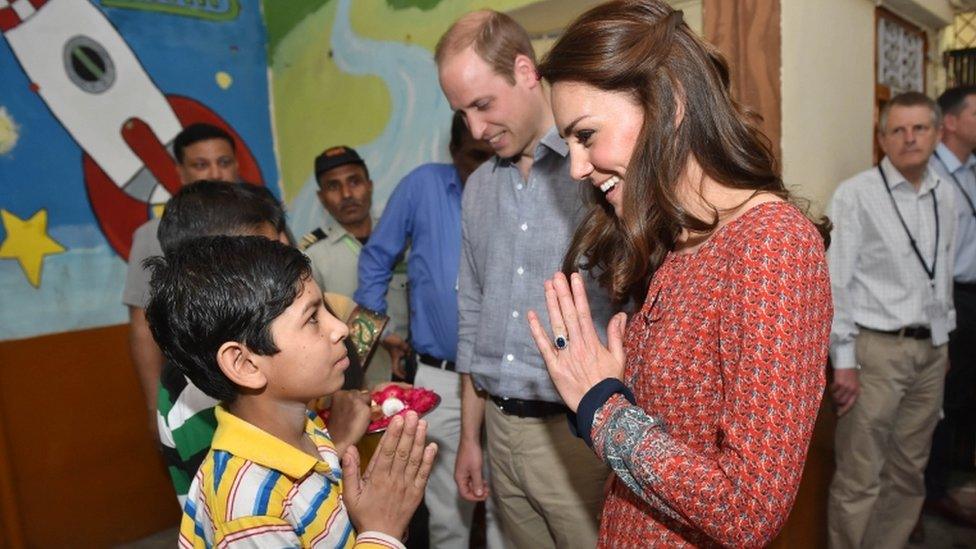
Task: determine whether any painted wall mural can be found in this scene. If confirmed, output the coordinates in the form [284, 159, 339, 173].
[266, 0, 538, 237]
[0, 0, 277, 340]
[0, 0, 565, 342]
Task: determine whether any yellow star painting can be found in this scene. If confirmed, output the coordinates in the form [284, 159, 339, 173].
[0, 209, 66, 288]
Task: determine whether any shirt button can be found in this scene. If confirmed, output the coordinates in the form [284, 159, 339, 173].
[512, 310, 519, 318]
[520, 223, 528, 231]
[517, 267, 524, 275]
[506, 354, 514, 362]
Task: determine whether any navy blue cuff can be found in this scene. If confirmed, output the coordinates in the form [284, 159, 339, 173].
[568, 378, 636, 448]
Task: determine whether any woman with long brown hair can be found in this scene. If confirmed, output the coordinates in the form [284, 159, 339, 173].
[525, 0, 832, 546]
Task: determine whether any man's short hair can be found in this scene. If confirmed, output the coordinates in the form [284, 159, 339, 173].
[937, 85, 976, 117]
[145, 236, 311, 402]
[434, 10, 536, 84]
[879, 91, 942, 134]
[174, 123, 235, 164]
[157, 181, 287, 256]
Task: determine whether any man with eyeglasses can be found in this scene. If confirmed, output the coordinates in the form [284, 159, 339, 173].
[826, 91, 957, 549]
[914, 86, 976, 535]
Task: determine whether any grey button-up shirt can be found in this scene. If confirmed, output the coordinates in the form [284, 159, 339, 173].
[457, 126, 613, 402]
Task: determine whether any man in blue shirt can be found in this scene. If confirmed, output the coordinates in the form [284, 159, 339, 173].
[918, 86, 976, 537]
[355, 113, 496, 548]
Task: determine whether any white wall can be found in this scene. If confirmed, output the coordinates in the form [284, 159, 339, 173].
[780, 0, 876, 215]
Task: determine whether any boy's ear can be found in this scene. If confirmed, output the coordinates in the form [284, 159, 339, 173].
[216, 341, 268, 391]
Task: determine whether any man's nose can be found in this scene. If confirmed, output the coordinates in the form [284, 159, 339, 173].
[468, 116, 489, 141]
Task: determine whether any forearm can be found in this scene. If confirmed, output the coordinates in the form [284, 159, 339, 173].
[459, 374, 486, 443]
[355, 248, 395, 314]
[128, 307, 164, 412]
[594, 387, 816, 548]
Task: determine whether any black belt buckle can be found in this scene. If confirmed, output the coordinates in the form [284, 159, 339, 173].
[956, 281, 976, 293]
[898, 326, 931, 340]
[417, 353, 455, 372]
[490, 395, 567, 418]
[859, 324, 931, 340]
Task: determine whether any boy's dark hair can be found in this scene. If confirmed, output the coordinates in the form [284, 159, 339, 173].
[937, 85, 976, 117]
[174, 123, 235, 163]
[145, 236, 312, 402]
[158, 181, 287, 256]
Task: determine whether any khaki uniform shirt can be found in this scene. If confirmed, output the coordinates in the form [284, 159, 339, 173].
[302, 221, 408, 387]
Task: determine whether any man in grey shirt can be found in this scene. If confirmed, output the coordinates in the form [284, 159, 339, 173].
[436, 10, 612, 548]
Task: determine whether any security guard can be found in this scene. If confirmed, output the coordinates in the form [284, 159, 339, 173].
[302, 146, 409, 388]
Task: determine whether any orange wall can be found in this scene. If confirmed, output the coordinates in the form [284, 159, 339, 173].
[0, 324, 179, 547]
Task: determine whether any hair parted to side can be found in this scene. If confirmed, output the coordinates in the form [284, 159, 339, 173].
[435, 9, 536, 84]
[157, 181, 286, 256]
[144, 236, 311, 402]
[538, 0, 830, 305]
[879, 91, 942, 134]
[937, 85, 976, 118]
[173, 123, 235, 163]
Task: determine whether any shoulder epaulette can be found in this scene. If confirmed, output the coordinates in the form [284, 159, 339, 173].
[299, 227, 329, 251]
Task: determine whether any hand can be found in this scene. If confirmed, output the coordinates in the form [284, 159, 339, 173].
[382, 334, 412, 378]
[830, 368, 860, 416]
[454, 437, 488, 502]
[327, 390, 372, 454]
[341, 412, 438, 538]
[527, 272, 628, 412]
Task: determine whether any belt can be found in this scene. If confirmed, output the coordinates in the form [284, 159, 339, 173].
[417, 353, 455, 371]
[956, 281, 976, 293]
[489, 395, 567, 418]
[858, 324, 931, 340]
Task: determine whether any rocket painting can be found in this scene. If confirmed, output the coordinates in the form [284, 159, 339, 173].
[0, 0, 264, 259]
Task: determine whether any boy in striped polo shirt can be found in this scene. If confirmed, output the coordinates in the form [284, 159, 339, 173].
[153, 180, 292, 505]
[146, 236, 436, 548]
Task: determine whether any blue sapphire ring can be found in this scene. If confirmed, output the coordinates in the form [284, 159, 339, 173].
[554, 335, 568, 350]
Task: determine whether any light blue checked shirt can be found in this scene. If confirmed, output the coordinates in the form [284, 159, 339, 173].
[456, 127, 613, 402]
[930, 142, 976, 283]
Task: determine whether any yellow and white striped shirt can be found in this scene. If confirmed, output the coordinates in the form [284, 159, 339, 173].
[179, 406, 403, 548]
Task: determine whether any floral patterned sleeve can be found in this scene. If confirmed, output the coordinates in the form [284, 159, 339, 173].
[589, 224, 830, 548]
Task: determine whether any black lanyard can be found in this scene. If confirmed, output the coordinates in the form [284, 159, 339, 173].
[877, 166, 939, 281]
[933, 150, 976, 218]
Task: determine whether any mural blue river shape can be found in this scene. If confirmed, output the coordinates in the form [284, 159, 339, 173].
[288, 0, 454, 238]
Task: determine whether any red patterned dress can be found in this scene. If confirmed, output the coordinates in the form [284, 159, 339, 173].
[591, 202, 831, 548]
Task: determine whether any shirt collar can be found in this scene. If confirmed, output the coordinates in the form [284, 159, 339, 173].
[935, 142, 976, 173]
[539, 125, 569, 158]
[326, 218, 376, 245]
[491, 125, 568, 171]
[880, 156, 939, 195]
[210, 405, 341, 482]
